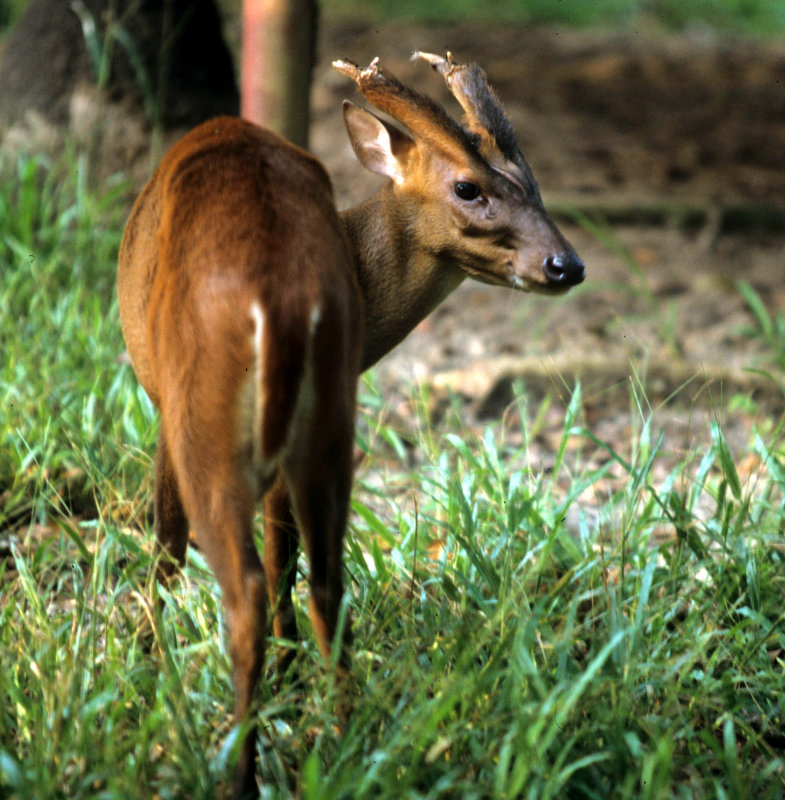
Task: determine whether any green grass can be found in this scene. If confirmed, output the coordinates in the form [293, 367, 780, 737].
[738, 281, 785, 373]
[3, 0, 785, 38]
[322, 0, 785, 35]
[1, 153, 785, 798]
[0, 0, 26, 31]
[0, 152, 150, 531]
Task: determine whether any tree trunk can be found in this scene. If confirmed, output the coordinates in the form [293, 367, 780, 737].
[0, 0, 239, 131]
[241, 0, 319, 149]
[0, 0, 239, 183]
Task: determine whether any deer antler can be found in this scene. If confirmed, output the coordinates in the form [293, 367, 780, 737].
[413, 51, 531, 189]
[335, 54, 539, 197]
[332, 56, 470, 157]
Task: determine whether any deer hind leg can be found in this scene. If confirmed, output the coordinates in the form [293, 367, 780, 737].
[200, 511, 266, 800]
[283, 405, 355, 674]
[152, 433, 189, 583]
[163, 419, 268, 800]
[263, 471, 301, 679]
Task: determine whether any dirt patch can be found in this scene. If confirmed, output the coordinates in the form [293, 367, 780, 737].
[309, 22, 785, 463]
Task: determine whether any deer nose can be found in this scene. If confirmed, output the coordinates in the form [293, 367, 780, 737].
[543, 252, 585, 286]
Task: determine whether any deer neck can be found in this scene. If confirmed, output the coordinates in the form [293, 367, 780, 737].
[340, 184, 466, 371]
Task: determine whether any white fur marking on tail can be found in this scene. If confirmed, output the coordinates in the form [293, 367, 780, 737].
[250, 301, 265, 473]
[309, 304, 321, 335]
[236, 300, 273, 495]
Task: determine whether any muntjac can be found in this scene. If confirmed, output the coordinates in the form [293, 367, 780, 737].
[117, 51, 584, 798]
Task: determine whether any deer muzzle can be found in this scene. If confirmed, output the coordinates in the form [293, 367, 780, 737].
[542, 251, 585, 287]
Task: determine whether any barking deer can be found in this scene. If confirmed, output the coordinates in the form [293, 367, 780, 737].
[117, 52, 584, 798]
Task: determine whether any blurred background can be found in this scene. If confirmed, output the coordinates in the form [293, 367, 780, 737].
[1, 0, 783, 467]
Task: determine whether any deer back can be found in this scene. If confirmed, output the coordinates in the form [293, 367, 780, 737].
[118, 117, 362, 477]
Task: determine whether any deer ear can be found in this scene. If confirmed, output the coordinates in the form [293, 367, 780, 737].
[342, 100, 413, 182]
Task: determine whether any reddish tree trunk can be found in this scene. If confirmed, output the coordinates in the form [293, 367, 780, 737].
[242, 0, 318, 149]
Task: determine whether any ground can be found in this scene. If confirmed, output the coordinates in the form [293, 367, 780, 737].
[307, 21, 785, 478]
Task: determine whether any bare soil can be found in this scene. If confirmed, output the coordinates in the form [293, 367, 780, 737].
[309, 22, 785, 474]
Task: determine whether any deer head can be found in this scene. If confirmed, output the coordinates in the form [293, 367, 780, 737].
[333, 53, 584, 296]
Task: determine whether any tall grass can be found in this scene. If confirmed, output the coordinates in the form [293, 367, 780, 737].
[1, 153, 784, 798]
[0, 152, 152, 528]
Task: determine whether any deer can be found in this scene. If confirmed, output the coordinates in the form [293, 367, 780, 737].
[117, 51, 584, 798]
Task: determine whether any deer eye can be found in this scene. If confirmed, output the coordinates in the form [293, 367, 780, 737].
[453, 181, 481, 201]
